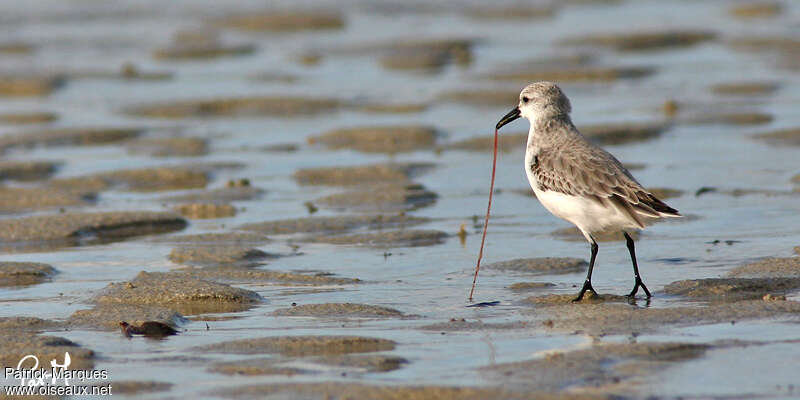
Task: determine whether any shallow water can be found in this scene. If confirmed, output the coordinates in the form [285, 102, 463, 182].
[1, 0, 800, 399]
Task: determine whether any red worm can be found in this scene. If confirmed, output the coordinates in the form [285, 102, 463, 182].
[468, 128, 498, 301]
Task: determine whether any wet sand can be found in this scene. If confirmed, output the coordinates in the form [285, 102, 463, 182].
[1, 1, 799, 399]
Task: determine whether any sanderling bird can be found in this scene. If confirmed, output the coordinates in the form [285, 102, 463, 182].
[495, 81, 681, 301]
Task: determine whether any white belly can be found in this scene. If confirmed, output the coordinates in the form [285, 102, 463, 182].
[524, 154, 639, 242]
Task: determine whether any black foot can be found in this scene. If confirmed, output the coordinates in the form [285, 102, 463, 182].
[627, 278, 652, 298]
[573, 281, 597, 302]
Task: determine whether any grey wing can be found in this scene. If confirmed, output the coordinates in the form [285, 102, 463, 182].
[534, 145, 680, 227]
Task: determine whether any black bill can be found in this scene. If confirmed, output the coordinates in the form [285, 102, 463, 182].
[496, 107, 521, 129]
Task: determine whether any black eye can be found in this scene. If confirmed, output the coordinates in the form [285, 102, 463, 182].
[522, 97, 530, 103]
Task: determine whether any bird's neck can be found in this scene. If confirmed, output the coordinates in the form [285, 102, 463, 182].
[527, 113, 574, 150]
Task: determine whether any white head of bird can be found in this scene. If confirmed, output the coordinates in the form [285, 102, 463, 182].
[496, 81, 572, 129]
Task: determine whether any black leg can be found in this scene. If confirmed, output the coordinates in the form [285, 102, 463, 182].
[624, 232, 651, 298]
[573, 239, 598, 302]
